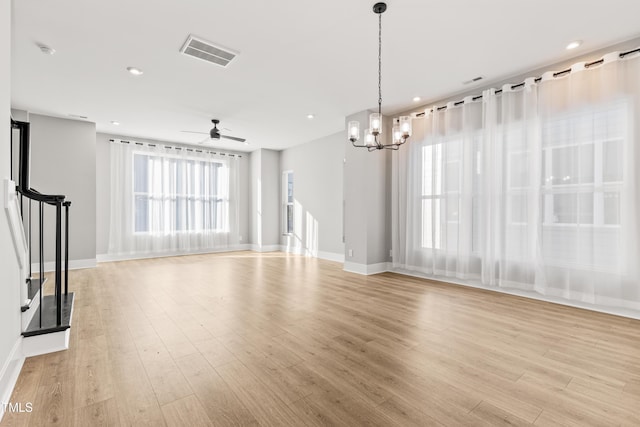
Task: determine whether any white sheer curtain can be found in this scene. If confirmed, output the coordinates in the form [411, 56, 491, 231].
[392, 51, 640, 311]
[108, 141, 240, 256]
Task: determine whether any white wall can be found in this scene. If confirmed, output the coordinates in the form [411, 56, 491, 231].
[280, 131, 344, 259]
[95, 132, 251, 256]
[27, 114, 96, 265]
[0, 1, 26, 419]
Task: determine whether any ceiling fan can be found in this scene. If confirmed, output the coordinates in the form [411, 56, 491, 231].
[181, 119, 246, 143]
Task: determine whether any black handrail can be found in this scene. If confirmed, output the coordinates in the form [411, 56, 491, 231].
[15, 119, 30, 190]
[17, 186, 65, 204]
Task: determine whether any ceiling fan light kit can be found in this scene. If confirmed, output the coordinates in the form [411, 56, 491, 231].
[209, 119, 246, 142]
[348, 2, 412, 151]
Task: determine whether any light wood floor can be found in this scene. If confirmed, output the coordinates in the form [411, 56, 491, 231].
[3, 252, 640, 426]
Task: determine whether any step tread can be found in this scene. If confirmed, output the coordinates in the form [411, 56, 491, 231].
[22, 293, 74, 337]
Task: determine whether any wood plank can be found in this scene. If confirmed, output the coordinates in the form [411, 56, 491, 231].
[470, 400, 532, 427]
[73, 398, 121, 427]
[160, 395, 212, 427]
[73, 334, 114, 409]
[176, 353, 258, 426]
[214, 361, 304, 426]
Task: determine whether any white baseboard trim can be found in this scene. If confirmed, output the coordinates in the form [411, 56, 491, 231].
[317, 251, 345, 263]
[389, 268, 640, 320]
[97, 245, 252, 263]
[280, 245, 345, 263]
[30, 258, 96, 273]
[99, 245, 343, 262]
[250, 244, 282, 253]
[0, 338, 25, 423]
[343, 261, 390, 276]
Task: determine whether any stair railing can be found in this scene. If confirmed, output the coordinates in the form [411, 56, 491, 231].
[12, 119, 71, 328]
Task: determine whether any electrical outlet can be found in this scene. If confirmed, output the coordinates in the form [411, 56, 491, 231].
[239, 235, 243, 242]
[348, 249, 353, 257]
[390, 249, 393, 258]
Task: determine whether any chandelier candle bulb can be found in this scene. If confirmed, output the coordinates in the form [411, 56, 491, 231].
[370, 113, 382, 135]
[348, 121, 360, 142]
[364, 129, 375, 146]
[393, 124, 402, 144]
[400, 116, 412, 137]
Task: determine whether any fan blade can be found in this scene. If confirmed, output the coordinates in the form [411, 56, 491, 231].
[181, 130, 209, 135]
[220, 134, 246, 143]
[198, 137, 209, 144]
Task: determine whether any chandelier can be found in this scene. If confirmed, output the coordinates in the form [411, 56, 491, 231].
[348, 2, 412, 151]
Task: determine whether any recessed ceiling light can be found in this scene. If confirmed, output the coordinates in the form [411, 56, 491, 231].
[36, 43, 56, 55]
[126, 66, 144, 76]
[111, 121, 120, 125]
[307, 114, 315, 119]
[566, 40, 582, 50]
[244, 142, 250, 145]
[413, 96, 421, 102]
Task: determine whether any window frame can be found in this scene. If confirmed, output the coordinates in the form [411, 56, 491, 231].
[132, 150, 228, 235]
[282, 170, 294, 236]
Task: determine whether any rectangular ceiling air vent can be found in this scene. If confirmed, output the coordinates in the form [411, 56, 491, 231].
[180, 35, 238, 68]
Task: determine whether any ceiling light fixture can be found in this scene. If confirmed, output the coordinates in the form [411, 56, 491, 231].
[111, 121, 120, 125]
[566, 40, 582, 50]
[413, 97, 421, 102]
[126, 66, 144, 76]
[307, 114, 315, 119]
[348, 3, 411, 151]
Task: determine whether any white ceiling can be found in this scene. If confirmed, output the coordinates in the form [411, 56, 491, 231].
[11, 0, 640, 152]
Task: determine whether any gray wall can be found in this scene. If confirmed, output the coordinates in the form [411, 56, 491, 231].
[280, 131, 345, 256]
[249, 148, 280, 248]
[343, 111, 392, 266]
[95, 132, 251, 255]
[250, 149, 261, 246]
[26, 114, 97, 263]
[0, 0, 23, 409]
[260, 149, 280, 247]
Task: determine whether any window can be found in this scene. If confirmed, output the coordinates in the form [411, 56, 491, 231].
[421, 136, 481, 251]
[133, 152, 228, 234]
[540, 107, 624, 228]
[419, 102, 625, 265]
[282, 171, 294, 235]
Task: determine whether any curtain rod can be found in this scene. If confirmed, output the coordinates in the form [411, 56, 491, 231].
[108, 138, 243, 158]
[415, 47, 640, 117]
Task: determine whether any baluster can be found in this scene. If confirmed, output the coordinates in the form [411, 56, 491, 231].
[64, 201, 70, 295]
[28, 199, 32, 282]
[39, 201, 44, 329]
[55, 202, 62, 327]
